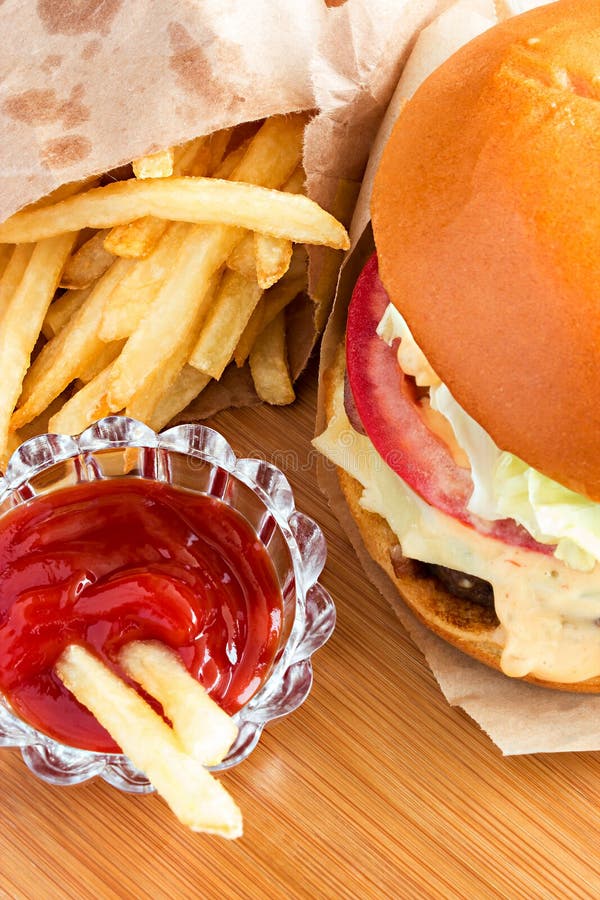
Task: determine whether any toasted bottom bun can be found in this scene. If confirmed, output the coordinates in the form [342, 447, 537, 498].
[323, 345, 600, 693]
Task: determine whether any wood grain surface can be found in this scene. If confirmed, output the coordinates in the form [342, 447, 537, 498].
[1, 359, 599, 900]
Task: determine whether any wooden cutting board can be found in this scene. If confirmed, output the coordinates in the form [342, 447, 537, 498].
[1, 360, 599, 899]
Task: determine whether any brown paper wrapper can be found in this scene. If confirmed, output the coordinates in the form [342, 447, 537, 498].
[315, 0, 600, 755]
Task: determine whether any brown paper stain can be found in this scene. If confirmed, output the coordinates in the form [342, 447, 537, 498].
[168, 22, 244, 107]
[82, 40, 100, 60]
[3, 85, 89, 129]
[37, 0, 121, 36]
[40, 135, 92, 168]
[41, 54, 63, 73]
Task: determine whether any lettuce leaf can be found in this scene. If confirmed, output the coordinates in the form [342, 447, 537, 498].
[431, 382, 599, 572]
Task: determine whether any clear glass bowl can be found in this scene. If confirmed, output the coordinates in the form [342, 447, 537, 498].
[0, 417, 335, 793]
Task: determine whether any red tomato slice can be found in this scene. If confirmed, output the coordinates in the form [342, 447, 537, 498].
[346, 253, 550, 554]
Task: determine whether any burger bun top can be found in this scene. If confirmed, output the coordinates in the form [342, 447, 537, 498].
[372, 0, 600, 500]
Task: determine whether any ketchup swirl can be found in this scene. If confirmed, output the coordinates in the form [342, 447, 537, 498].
[0, 479, 283, 752]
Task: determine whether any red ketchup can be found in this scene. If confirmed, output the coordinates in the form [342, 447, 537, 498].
[0, 479, 283, 752]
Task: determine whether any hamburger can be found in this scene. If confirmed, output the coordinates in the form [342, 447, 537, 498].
[314, 0, 600, 691]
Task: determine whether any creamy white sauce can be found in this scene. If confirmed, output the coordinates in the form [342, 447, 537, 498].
[314, 373, 600, 683]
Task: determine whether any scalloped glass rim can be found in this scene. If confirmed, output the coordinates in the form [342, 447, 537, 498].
[0, 416, 335, 793]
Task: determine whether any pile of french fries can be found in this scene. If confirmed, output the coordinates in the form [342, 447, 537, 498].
[0, 114, 349, 466]
[56, 641, 243, 838]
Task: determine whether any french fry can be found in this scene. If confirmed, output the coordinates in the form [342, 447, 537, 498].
[104, 138, 208, 260]
[11, 257, 133, 430]
[120, 641, 238, 766]
[249, 311, 295, 406]
[228, 166, 304, 287]
[100, 222, 190, 341]
[0, 232, 76, 463]
[172, 136, 208, 176]
[180, 131, 230, 179]
[124, 273, 219, 423]
[218, 118, 308, 280]
[56, 645, 243, 838]
[150, 366, 211, 433]
[107, 224, 235, 412]
[124, 360, 175, 428]
[42, 288, 90, 339]
[212, 140, 250, 180]
[103, 216, 168, 260]
[252, 164, 304, 289]
[227, 233, 255, 279]
[172, 130, 231, 179]
[234, 259, 307, 367]
[78, 340, 124, 384]
[256, 163, 305, 286]
[125, 278, 217, 430]
[189, 269, 262, 380]
[49, 363, 114, 435]
[133, 148, 174, 179]
[205, 128, 233, 175]
[60, 230, 114, 289]
[0, 245, 13, 279]
[253, 233, 293, 290]
[0, 178, 349, 250]
[231, 114, 305, 186]
[190, 117, 304, 378]
[0, 244, 35, 324]
[114, 146, 176, 259]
